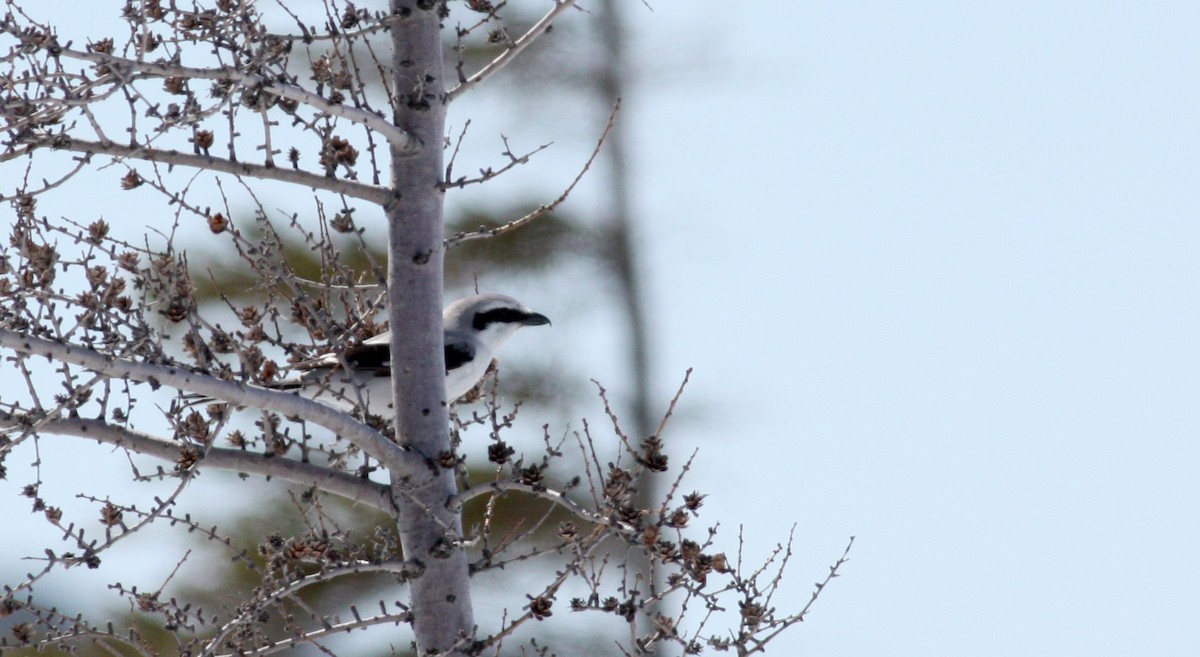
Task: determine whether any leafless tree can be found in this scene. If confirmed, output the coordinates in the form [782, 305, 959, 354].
[0, 2, 850, 655]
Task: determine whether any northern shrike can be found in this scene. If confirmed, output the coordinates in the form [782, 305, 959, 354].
[203, 293, 549, 416]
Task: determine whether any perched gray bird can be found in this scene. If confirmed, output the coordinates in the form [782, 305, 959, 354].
[194, 294, 549, 416]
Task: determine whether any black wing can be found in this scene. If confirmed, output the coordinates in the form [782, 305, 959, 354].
[342, 342, 391, 371]
[445, 339, 474, 372]
[294, 342, 391, 373]
[290, 338, 467, 375]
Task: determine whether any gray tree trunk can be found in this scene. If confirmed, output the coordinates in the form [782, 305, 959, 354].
[387, 3, 475, 653]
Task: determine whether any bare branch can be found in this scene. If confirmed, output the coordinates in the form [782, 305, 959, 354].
[0, 136, 393, 205]
[0, 414, 393, 512]
[652, 367, 693, 439]
[447, 0, 582, 101]
[0, 329, 414, 473]
[43, 45, 415, 151]
[444, 98, 619, 249]
[450, 479, 635, 532]
[203, 561, 418, 655]
[211, 610, 414, 657]
[441, 134, 552, 191]
[739, 535, 856, 655]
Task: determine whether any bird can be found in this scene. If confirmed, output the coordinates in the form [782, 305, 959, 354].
[191, 293, 550, 416]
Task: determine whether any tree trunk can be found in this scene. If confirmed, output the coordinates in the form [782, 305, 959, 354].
[387, 3, 475, 653]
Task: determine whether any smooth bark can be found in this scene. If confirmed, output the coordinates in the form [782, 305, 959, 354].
[386, 3, 475, 653]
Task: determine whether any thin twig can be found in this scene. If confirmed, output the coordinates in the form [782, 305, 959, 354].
[447, 0, 582, 101]
[445, 98, 620, 249]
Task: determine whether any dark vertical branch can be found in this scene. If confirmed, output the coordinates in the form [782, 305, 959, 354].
[387, 2, 474, 653]
[595, 0, 664, 647]
[596, 2, 653, 442]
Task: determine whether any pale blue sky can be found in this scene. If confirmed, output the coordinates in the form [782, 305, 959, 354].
[617, 2, 1200, 654]
[3, 2, 1198, 655]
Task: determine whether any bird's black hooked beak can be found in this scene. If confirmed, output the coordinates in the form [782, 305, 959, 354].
[521, 312, 551, 327]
